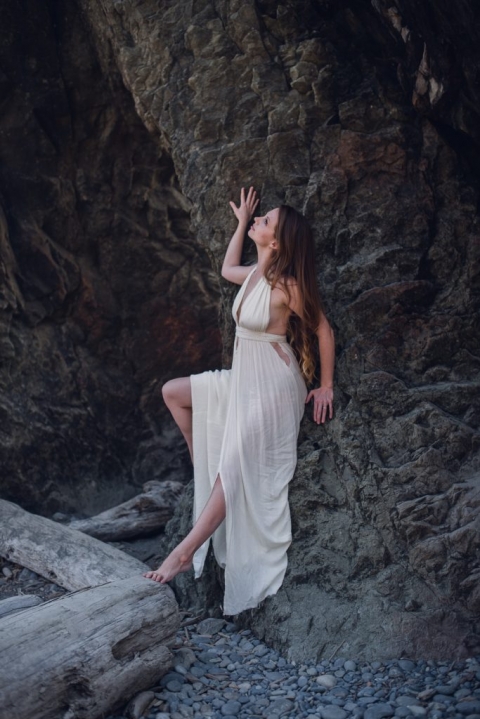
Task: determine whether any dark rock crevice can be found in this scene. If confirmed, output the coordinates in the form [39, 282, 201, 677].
[0, 0, 221, 516]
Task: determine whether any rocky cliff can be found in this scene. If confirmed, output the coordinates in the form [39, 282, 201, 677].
[1, 0, 479, 660]
[0, 0, 221, 515]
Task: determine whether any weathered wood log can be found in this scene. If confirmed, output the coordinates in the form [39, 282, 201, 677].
[0, 594, 43, 618]
[0, 575, 180, 719]
[67, 479, 184, 541]
[0, 498, 151, 590]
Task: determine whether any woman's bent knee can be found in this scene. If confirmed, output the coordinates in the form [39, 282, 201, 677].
[162, 377, 192, 407]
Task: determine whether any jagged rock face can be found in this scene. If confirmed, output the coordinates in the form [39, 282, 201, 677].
[77, 0, 480, 659]
[3, 0, 479, 659]
[0, 0, 221, 516]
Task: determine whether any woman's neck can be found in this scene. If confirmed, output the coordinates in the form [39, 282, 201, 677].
[255, 247, 274, 275]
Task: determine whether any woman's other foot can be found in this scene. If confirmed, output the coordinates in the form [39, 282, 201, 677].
[142, 547, 193, 583]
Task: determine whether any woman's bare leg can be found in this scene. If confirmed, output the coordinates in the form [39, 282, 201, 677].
[143, 474, 226, 582]
[162, 377, 194, 461]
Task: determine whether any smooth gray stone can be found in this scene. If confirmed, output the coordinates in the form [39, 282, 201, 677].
[456, 691, 474, 701]
[398, 660, 416, 672]
[160, 672, 186, 687]
[253, 644, 269, 657]
[457, 704, 480, 715]
[407, 708, 426, 717]
[358, 698, 379, 706]
[18, 568, 38, 580]
[364, 703, 395, 719]
[264, 660, 278, 670]
[173, 647, 197, 669]
[319, 706, 348, 719]
[436, 686, 459, 696]
[228, 652, 243, 663]
[396, 697, 421, 707]
[317, 675, 337, 689]
[173, 664, 188, 676]
[220, 700, 241, 715]
[434, 696, 456, 704]
[265, 671, 285, 681]
[395, 708, 413, 717]
[251, 699, 270, 711]
[344, 660, 357, 672]
[239, 640, 254, 650]
[166, 680, 183, 693]
[268, 698, 294, 713]
[298, 676, 309, 687]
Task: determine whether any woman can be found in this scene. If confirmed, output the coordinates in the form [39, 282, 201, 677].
[143, 187, 335, 615]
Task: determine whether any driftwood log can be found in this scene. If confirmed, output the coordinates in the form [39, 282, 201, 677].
[0, 498, 150, 590]
[67, 479, 184, 541]
[0, 499, 181, 719]
[0, 575, 179, 719]
[0, 594, 43, 618]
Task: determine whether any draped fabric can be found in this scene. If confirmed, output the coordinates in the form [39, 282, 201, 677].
[190, 266, 307, 615]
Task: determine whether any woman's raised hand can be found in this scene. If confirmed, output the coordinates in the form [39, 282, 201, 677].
[229, 186, 259, 225]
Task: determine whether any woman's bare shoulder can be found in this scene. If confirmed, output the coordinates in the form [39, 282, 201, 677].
[274, 274, 299, 294]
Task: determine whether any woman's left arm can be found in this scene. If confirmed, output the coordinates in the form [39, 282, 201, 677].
[306, 312, 335, 424]
[283, 283, 335, 425]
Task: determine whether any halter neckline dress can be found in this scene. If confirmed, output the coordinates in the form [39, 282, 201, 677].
[190, 266, 307, 615]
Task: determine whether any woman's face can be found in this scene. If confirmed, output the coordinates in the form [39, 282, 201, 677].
[247, 207, 280, 248]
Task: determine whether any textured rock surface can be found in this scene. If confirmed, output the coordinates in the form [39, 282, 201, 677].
[2, 0, 479, 659]
[0, 0, 221, 515]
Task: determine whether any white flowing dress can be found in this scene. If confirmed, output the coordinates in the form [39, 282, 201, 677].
[190, 266, 307, 615]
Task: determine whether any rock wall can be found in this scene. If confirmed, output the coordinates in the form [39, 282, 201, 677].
[2, 0, 479, 659]
[0, 0, 221, 516]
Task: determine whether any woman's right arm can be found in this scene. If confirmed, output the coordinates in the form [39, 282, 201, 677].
[221, 186, 258, 285]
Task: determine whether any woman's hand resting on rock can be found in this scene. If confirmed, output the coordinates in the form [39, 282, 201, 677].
[306, 386, 334, 424]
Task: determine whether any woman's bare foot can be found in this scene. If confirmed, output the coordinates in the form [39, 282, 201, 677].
[142, 547, 193, 583]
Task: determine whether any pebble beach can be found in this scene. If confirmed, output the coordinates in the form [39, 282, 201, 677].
[106, 616, 480, 719]
[2, 558, 479, 719]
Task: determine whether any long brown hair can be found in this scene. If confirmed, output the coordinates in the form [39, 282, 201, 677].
[265, 205, 323, 384]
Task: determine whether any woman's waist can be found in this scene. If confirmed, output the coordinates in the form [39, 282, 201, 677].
[235, 326, 287, 343]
